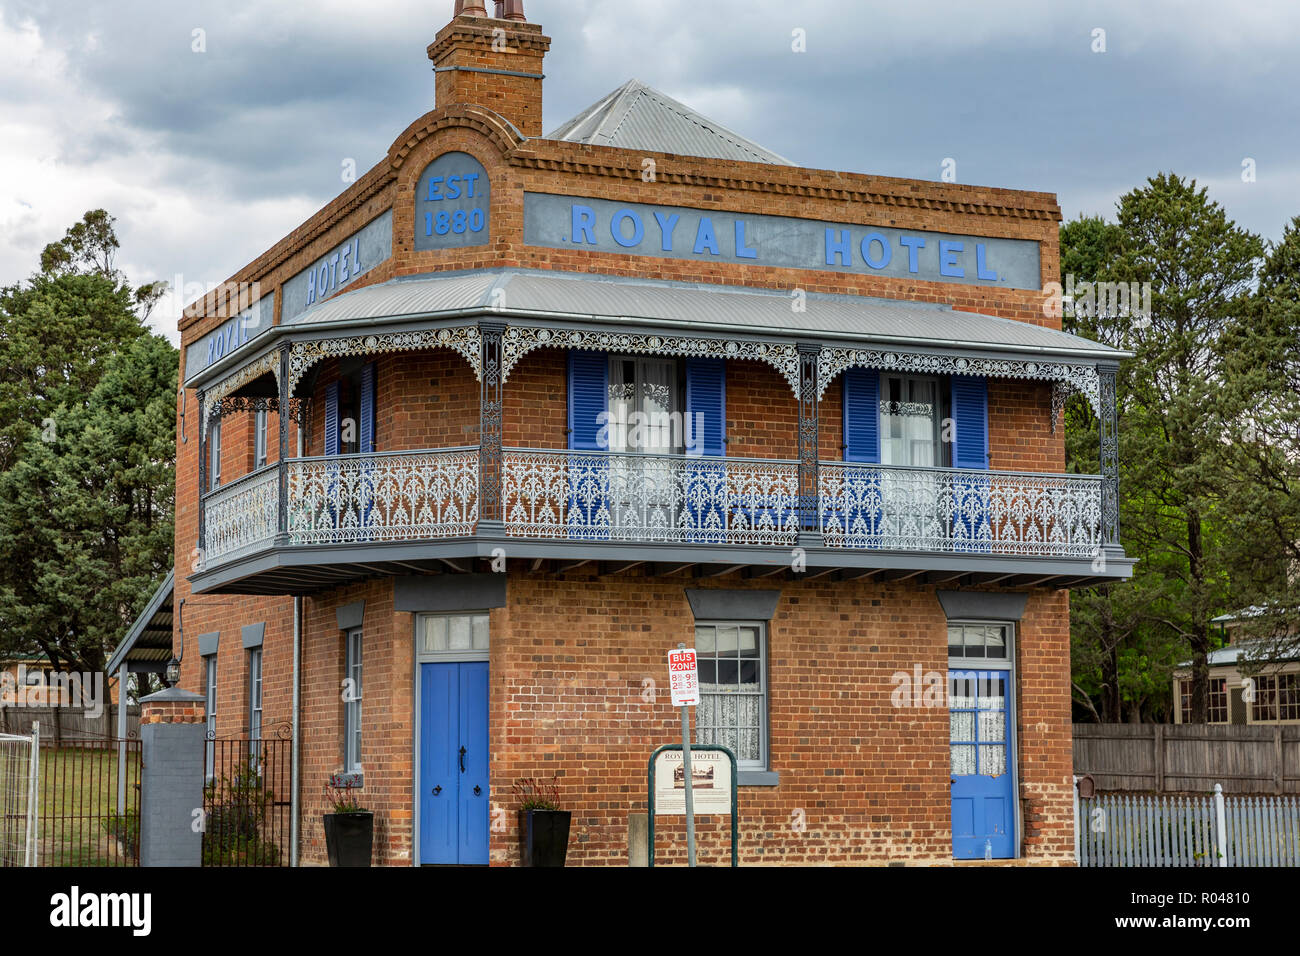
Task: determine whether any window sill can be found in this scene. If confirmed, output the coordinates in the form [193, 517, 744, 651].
[738, 770, 779, 787]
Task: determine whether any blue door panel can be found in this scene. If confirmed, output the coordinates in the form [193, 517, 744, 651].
[420, 663, 459, 864]
[458, 662, 490, 864]
[950, 670, 1015, 859]
[420, 660, 490, 865]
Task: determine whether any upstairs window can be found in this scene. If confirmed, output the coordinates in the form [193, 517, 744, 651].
[254, 407, 268, 468]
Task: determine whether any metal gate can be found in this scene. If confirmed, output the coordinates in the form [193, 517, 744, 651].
[202, 733, 292, 866]
[0, 730, 40, 867]
[31, 733, 141, 867]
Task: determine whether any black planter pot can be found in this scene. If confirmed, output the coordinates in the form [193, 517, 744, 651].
[323, 812, 374, 867]
[518, 809, 571, 867]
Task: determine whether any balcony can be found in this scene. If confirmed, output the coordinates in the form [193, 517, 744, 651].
[194, 446, 1117, 594]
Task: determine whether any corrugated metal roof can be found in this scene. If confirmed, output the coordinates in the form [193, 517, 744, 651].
[286, 268, 1124, 360]
[107, 571, 174, 674]
[546, 79, 796, 167]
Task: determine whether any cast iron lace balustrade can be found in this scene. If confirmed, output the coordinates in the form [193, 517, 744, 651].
[501, 449, 801, 546]
[286, 449, 479, 545]
[818, 462, 1103, 557]
[203, 467, 280, 562]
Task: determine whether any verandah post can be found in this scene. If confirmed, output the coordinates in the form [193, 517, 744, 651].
[1098, 362, 1120, 551]
[796, 345, 821, 543]
[478, 322, 506, 534]
[277, 347, 291, 544]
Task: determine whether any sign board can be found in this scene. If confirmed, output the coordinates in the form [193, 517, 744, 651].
[414, 151, 490, 251]
[667, 647, 698, 706]
[523, 191, 1042, 290]
[184, 295, 274, 379]
[652, 748, 732, 816]
[282, 210, 394, 325]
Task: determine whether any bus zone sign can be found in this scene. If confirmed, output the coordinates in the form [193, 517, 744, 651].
[667, 648, 699, 706]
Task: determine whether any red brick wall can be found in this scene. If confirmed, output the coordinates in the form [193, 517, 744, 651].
[988, 379, 1063, 473]
[503, 347, 566, 449]
[725, 360, 798, 460]
[285, 571, 1072, 867]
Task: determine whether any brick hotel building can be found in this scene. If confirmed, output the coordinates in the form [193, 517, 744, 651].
[147, 0, 1132, 865]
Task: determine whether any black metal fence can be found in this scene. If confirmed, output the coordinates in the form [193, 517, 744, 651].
[202, 734, 292, 866]
[36, 737, 141, 867]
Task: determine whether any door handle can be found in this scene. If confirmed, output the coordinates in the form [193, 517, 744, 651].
[433, 785, 441, 795]
[473, 785, 482, 796]
[459, 746, 466, 772]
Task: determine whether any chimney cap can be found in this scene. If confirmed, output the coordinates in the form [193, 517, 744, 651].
[494, 0, 527, 21]
[453, 1, 488, 16]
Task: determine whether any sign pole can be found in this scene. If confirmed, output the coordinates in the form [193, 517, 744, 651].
[668, 642, 700, 868]
[681, 701, 696, 866]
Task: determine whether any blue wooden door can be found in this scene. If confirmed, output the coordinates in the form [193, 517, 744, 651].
[949, 669, 1015, 859]
[420, 661, 490, 864]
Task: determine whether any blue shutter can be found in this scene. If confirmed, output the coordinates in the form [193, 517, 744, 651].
[843, 368, 880, 464]
[324, 382, 340, 457]
[359, 362, 376, 454]
[685, 358, 726, 457]
[951, 376, 988, 470]
[359, 363, 377, 533]
[839, 369, 882, 543]
[567, 351, 609, 538]
[324, 381, 341, 530]
[950, 375, 990, 551]
[567, 351, 607, 451]
[684, 359, 727, 541]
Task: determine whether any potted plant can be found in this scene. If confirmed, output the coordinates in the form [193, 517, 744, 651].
[322, 777, 373, 867]
[514, 775, 571, 867]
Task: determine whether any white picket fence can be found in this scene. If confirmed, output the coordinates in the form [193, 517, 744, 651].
[1076, 782, 1300, 866]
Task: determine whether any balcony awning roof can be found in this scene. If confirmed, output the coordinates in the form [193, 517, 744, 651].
[106, 570, 174, 675]
[281, 268, 1127, 362]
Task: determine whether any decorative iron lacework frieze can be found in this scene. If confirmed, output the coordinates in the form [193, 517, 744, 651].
[816, 347, 1102, 415]
[287, 326, 482, 394]
[501, 326, 802, 397]
[210, 396, 311, 426]
[201, 350, 281, 432]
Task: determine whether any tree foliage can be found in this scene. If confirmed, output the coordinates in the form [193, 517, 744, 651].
[1063, 174, 1266, 722]
[0, 211, 176, 686]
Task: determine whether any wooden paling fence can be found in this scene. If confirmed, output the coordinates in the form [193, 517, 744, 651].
[1076, 785, 1300, 867]
[1073, 723, 1300, 794]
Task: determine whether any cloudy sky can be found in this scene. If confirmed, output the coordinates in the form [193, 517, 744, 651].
[2, 0, 1297, 343]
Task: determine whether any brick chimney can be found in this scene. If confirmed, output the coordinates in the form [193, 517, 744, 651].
[430, 0, 551, 137]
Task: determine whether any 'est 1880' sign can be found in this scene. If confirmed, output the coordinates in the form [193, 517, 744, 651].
[414, 151, 490, 251]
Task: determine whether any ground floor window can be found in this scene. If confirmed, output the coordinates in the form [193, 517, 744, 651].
[1178, 676, 1228, 723]
[1249, 672, 1300, 723]
[204, 655, 218, 780]
[947, 624, 1012, 777]
[693, 622, 766, 770]
[344, 628, 363, 772]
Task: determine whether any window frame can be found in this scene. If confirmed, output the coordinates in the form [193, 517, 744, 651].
[691, 620, 769, 773]
[204, 655, 218, 780]
[344, 628, 363, 773]
[1177, 676, 1229, 724]
[946, 618, 1018, 857]
[208, 418, 222, 490]
[254, 407, 269, 469]
[247, 647, 263, 741]
[1247, 670, 1300, 725]
[878, 371, 951, 469]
